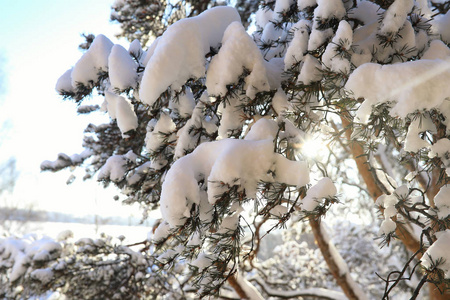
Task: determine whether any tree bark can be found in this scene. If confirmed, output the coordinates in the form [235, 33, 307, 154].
[340, 116, 450, 300]
[340, 116, 421, 252]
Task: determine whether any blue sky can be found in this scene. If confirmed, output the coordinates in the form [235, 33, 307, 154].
[0, 0, 140, 217]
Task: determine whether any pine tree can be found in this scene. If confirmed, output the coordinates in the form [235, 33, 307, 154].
[2, 0, 450, 299]
[110, 0, 259, 46]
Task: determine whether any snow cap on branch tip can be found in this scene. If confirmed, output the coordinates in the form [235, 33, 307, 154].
[284, 19, 310, 70]
[379, 0, 414, 35]
[345, 59, 450, 123]
[138, 6, 241, 106]
[108, 44, 138, 90]
[434, 185, 450, 219]
[103, 91, 138, 136]
[55, 68, 74, 94]
[421, 230, 450, 279]
[71, 34, 114, 87]
[302, 177, 337, 211]
[206, 21, 270, 99]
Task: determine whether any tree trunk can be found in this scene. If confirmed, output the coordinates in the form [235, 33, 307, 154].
[340, 116, 450, 300]
[309, 217, 368, 300]
[340, 116, 421, 251]
[228, 274, 249, 299]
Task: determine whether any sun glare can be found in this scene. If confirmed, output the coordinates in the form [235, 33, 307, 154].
[301, 138, 329, 159]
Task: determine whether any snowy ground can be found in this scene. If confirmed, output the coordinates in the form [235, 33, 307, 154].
[1, 220, 153, 244]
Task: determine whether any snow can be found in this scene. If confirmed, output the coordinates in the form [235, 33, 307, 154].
[272, 88, 292, 115]
[379, 0, 414, 35]
[244, 118, 279, 141]
[1, 236, 61, 283]
[235, 271, 264, 300]
[422, 40, 450, 60]
[71, 34, 114, 86]
[284, 20, 310, 70]
[429, 138, 450, 158]
[345, 59, 450, 123]
[141, 37, 160, 67]
[379, 219, 397, 235]
[322, 20, 353, 74]
[297, 0, 316, 10]
[376, 194, 399, 208]
[298, 54, 322, 85]
[376, 192, 403, 235]
[10, 252, 29, 282]
[187, 232, 201, 247]
[308, 27, 333, 51]
[274, 0, 294, 17]
[251, 274, 347, 299]
[414, 0, 433, 18]
[404, 115, 435, 152]
[108, 44, 138, 90]
[273, 153, 309, 187]
[347, 1, 383, 25]
[302, 177, 337, 211]
[255, 7, 273, 29]
[157, 249, 178, 263]
[191, 252, 211, 272]
[270, 204, 289, 216]
[432, 10, 450, 43]
[40, 150, 92, 171]
[160, 119, 310, 227]
[394, 185, 409, 199]
[128, 39, 144, 60]
[320, 223, 368, 300]
[219, 209, 242, 233]
[434, 185, 450, 219]
[384, 205, 397, 218]
[422, 230, 450, 278]
[392, 21, 416, 60]
[306, 0, 345, 52]
[34, 3, 450, 298]
[429, 138, 450, 177]
[31, 268, 54, 284]
[217, 94, 245, 139]
[104, 91, 138, 136]
[97, 155, 128, 182]
[261, 22, 282, 43]
[56, 230, 74, 241]
[169, 87, 196, 118]
[264, 58, 284, 89]
[206, 21, 269, 99]
[55, 68, 74, 93]
[152, 221, 171, 242]
[139, 7, 241, 105]
[124, 150, 138, 163]
[145, 113, 176, 153]
[315, 0, 345, 20]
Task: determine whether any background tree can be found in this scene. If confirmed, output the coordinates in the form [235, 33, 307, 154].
[110, 0, 259, 46]
[1, 0, 450, 299]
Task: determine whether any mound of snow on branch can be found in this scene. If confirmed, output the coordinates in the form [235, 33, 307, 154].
[206, 21, 270, 99]
[160, 119, 310, 227]
[139, 7, 241, 105]
[345, 59, 450, 123]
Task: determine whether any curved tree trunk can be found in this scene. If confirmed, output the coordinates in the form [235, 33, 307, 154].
[340, 116, 450, 300]
[309, 218, 368, 300]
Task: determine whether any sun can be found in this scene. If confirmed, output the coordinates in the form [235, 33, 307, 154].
[301, 138, 329, 159]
